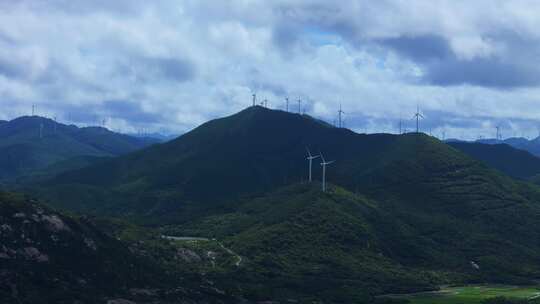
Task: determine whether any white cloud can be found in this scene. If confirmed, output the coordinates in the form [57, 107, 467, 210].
[0, 0, 540, 139]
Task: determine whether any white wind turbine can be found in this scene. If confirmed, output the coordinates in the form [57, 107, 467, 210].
[306, 147, 319, 182]
[413, 105, 424, 133]
[319, 152, 335, 192]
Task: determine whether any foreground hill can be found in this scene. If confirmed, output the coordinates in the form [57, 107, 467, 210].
[0, 192, 238, 303]
[169, 183, 540, 302]
[0, 191, 153, 302]
[0, 116, 160, 181]
[448, 142, 540, 180]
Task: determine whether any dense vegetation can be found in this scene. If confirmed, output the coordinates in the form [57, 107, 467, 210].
[163, 182, 540, 302]
[15, 106, 540, 303]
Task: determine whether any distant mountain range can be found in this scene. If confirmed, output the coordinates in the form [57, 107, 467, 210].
[447, 136, 540, 157]
[0, 116, 163, 181]
[22, 106, 540, 302]
[127, 131, 179, 142]
[448, 141, 540, 180]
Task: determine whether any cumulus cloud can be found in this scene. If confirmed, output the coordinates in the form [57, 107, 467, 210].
[1, 0, 540, 138]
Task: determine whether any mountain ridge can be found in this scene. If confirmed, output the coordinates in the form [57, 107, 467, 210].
[0, 115, 161, 181]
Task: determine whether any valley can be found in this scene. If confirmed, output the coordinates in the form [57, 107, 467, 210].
[383, 284, 540, 304]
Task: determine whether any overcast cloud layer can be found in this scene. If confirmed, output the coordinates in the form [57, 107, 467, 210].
[2, 0, 540, 140]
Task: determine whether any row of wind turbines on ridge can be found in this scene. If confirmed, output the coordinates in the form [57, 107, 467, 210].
[251, 94, 510, 139]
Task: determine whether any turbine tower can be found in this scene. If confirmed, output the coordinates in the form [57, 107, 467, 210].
[252, 94, 256, 107]
[286, 97, 289, 112]
[496, 125, 502, 140]
[32, 104, 35, 116]
[338, 103, 345, 128]
[319, 152, 335, 192]
[413, 105, 424, 133]
[306, 147, 319, 182]
[297, 99, 302, 114]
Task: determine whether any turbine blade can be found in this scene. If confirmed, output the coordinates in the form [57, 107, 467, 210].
[306, 147, 312, 157]
[319, 152, 325, 163]
[419, 114, 424, 118]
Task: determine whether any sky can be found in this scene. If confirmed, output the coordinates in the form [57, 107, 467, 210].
[2, 1, 540, 140]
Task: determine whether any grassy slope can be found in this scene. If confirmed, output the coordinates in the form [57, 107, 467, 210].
[388, 285, 540, 304]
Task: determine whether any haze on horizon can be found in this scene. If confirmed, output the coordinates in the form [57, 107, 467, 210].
[2, 1, 540, 140]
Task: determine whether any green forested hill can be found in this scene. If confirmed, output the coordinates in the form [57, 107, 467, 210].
[31, 106, 540, 222]
[31, 106, 405, 218]
[0, 116, 160, 181]
[22, 106, 540, 302]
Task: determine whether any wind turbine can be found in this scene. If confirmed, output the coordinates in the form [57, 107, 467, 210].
[297, 99, 302, 114]
[252, 93, 256, 107]
[338, 103, 345, 128]
[306, 148, 319, 182]
[413, 105, 424, 133]
[320, 152, 335, 192]
[285, 97, 289, 112]
[496, 125, 502, 140]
